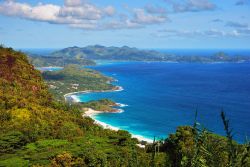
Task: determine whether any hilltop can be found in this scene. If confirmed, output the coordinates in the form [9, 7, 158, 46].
[26, 46, 250, 67]
[51, 45, 166, 61]
[50, 45, 250, 63]
[28, 53, 95, 67]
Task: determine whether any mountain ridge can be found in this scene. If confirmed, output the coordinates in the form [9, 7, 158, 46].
[50, 45, 250, 63]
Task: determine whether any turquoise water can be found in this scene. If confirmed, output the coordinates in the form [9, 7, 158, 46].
[36, 67, 63, 72]
[76, 61, 250, 142]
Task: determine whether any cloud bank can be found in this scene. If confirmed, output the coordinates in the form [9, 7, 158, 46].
[155, 28, 250, 38]
[0, 0, 168, 30]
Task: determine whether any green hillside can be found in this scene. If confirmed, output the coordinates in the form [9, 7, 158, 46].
[42, 64, 114, 101]
[0, 46, 152, 166]
[28, 54, 96, 67]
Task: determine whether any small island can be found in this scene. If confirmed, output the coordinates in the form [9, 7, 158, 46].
[81, 99, 122, 113]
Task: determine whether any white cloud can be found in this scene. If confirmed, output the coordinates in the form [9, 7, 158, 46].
[103, 6, 116, 16]
[132, 9, 167, 24]
[31, 4, 60, 22]
[165, 0, 216, 12]
[0, 0, 169, 30]
[156, 28, 246, 38]
[58, 4, 103, 20]
[144, 5, 167, 14]
[0, 1, 62, 22]
[64, 0, 82, 7]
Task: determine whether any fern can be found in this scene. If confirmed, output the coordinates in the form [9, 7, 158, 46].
[191, 109, 210, 167]
[221, 110, 237, 167]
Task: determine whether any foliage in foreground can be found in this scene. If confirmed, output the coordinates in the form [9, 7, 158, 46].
[146, 111, 250, 167]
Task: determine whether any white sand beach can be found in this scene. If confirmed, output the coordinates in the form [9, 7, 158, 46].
[83, 108, 153, 144]
[64, 86, 153, 145]
[63, 86, 124, 103]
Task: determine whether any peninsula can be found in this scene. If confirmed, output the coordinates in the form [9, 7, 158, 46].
[42, 64, 122, 113]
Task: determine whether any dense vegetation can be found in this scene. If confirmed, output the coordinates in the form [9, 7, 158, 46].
[80, 99, 119, 112]
[28, 54, 95, 67]
[42, 64, 114, 101]
[161, 112, 250, 167]
[50, 45, 250, 63]
[0, 46, 249, 166]
[0, 46, 151, 166]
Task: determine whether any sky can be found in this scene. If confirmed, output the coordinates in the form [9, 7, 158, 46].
[0, 0, 249, 49]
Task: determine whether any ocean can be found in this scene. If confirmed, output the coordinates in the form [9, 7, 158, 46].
[76, 61, 250, 143]
[31, 48, 250, 143]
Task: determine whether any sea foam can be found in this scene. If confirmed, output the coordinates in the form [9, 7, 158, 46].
[116, 103, 129, 107]
[70, 95, 81, 103]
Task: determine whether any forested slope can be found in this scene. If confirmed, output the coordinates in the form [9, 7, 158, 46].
[0, 46, 152, 166]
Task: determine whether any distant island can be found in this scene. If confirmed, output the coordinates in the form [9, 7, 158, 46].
[27, 45, 250, 67]
[28, 53, 95, 67]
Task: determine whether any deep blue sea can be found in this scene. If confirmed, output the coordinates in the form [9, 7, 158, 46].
[31, 48, 250, 142]
[155, 49, 250, 56]
[75, 61, 250, 142]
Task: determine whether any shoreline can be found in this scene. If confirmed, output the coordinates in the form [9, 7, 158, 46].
[63, 86, 123, 103]
[83, 108, 153, 144]
[64, 86, 153, 144]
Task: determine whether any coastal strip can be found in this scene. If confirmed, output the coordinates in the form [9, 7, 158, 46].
[64, 86, 154, 144]
[83, 108, 154, 144]
[63, 86, 123, 103]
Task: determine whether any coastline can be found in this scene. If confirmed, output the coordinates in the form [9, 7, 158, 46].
[63, 86, 123, 103]
[83, 108, 153, 144]
[64, 86, 153, 144]
[36, 66, 63, 72]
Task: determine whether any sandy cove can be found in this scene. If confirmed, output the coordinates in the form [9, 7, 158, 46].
[83, 108, 123, 117]
[64, 86, 153, 145]
[63, 86, 124, 103]
[83, 108, 153, 145]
